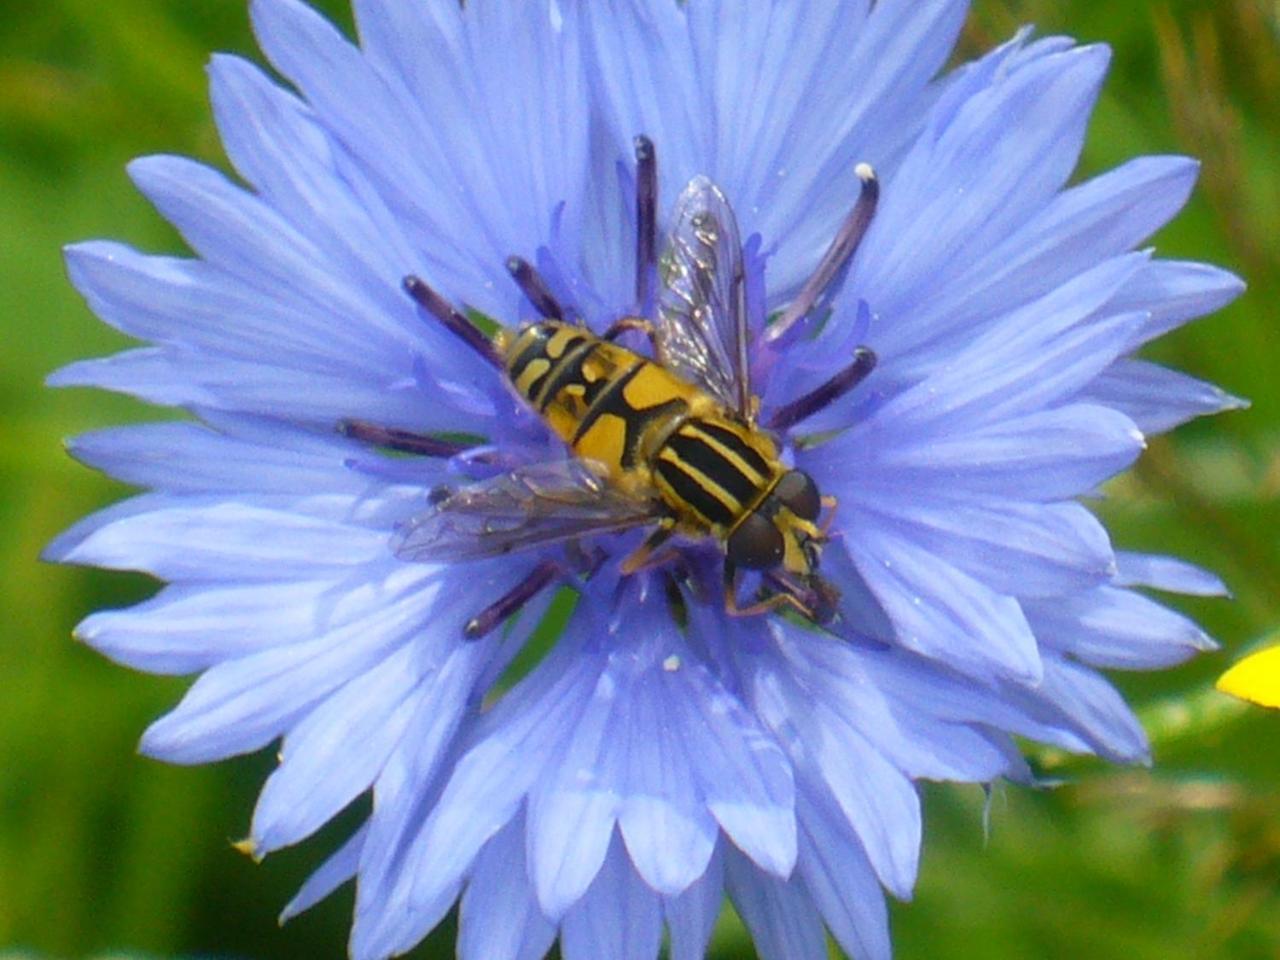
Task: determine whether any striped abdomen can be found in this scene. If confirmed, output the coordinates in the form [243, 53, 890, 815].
[651, 417, 780, 533]
[500, 320, 783, 534]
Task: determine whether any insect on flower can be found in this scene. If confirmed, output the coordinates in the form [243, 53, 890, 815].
[344, 139, 881, 638]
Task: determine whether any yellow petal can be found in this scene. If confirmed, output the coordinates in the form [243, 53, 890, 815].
[1217, 646, 1280, 708]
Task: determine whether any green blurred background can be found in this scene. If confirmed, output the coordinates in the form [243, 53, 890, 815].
[1, 0, 1277, 957]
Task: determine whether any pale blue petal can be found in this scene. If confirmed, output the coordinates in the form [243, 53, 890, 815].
[251, 0, 587, 321]
[350, 707, 481, 959]
[49, 346, 483, 430]
[1085, 359, 1248, 434]
[859, 42, 1112, 360]
[887, 158, 1202, 354]
[138, 572, 448, 763]
[560, 832, 663, 960]
[74, 579, 362, 675]
[1032, 656, 1150, 763]
[815, 254, 1148, 445]
[584, 0, 967, 302]
[1115, 551, 1230, 596]
[766, 630, 1028, 786]
[64, 241, 403, 371]
[816, 540, 896, 645]
[852, 498, 1116, 599]
[847, 521, 1042, 684]
[807, 730, 921, 899]
[250, 642, 421, 853]
[724, 847, 826, 960]
[350, 672, 497, 958]
[66, 417, 419, 497]
[614, 658, 720, 896]
[49, 497, 388, 581]
[527, 745, 620, 918]
[1026, 586, 1217, 670]
[208, 54, 422, 306]
[281, 823, 367, 922]
[665, 658, 796, 879]
[834, 404, 1144, 502]
[128, 156, 408, 342]
[797, 791, 891, 960]
[663, 845, 725, 960]
[458, 813, 557, 960]
[740, 631, 921, 898]
[1110, 259, 1245, 347]
[385, 644, 604, 932]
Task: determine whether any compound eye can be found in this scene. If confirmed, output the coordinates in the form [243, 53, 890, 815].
[774, 470, 821, 521]
[727, 512, 785, 570]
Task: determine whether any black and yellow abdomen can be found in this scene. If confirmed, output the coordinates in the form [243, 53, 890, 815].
[498, 320, 783, 537]
[652, 416, 779, 533]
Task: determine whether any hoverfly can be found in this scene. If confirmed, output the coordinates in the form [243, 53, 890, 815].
[344, 139, 879, 639]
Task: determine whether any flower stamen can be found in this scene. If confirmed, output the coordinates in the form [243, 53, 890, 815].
[634, 134, 658, 310]
[464, 557, 561, 640]
[339, 419, 478, 457]
[403, 274, 503, 367]
[506, 255, 566, 321]
[766, 162, 879, 346]
[766, 346, 878, 431]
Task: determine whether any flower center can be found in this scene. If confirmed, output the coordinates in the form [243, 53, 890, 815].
[343, 137, 882, 640]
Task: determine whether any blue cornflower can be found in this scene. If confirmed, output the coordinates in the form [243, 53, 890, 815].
[48, 1, 1244, 958]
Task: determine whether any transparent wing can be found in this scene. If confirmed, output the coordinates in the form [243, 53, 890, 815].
[394, 460, 661, 562]
[656, 175, 751, 416]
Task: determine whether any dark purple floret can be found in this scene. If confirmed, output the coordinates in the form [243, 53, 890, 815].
[339, 419, 478, 458]
[465, 558, 561, 640]
[768, 347, 878, 431]
[403, 274, 503, 367]
[766, 163, 880, 347]
[634, 134, 658, 309]
[506, 255, 566, 321]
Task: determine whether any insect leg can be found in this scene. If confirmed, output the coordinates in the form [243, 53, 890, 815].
[818, 495, 839, 535]
[767, 572, 840, 625]
[634, 134, 658, 310]
[766, 347, 877, 431]
[464, 558, 561, 640]
[723, 562, 804, 618]
[602, 315, 658, 348]
[505, 256, 567, 322]
[765, 164, 879, 347]
[619, 519, 677, 575]
[724, 563, 837, 623]
[339, 419, 479, 458]
[403, 274, 503, 368]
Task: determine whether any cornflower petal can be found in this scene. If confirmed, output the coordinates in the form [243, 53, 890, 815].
[1085, 359, 1248, 433]
[560, 832, 664, 960]
[458, 813, 558, 960]
[1026, 586, 1218, 670]
[662, 846, 725, 960]
[723, 847, 826, 960]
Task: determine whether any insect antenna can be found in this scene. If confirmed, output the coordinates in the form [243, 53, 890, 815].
[465, 558, 561, 640]
[505, 256, 566, 321]
[765, 163, 878, 347]
[403, 274, 503, 367]
[339, 419, 479, 458]
[634, 134, 658, 310]
[766, 346, 878, 431]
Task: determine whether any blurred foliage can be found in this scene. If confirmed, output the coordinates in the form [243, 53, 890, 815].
[0, 0, 1277, 958]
